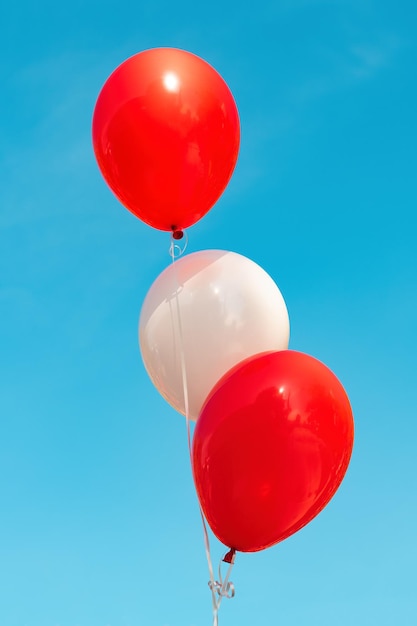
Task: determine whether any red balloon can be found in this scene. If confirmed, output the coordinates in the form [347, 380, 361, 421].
[192, 350, 354, 552]
[92, 48, 240, 231]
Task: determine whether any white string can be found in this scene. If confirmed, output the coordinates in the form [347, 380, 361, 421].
[168, 233, 235, 626]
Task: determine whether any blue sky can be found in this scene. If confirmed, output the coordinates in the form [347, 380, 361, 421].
[1, 1, 416, 625]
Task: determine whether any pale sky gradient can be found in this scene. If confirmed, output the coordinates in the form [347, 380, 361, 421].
[1, 1, 416, 625]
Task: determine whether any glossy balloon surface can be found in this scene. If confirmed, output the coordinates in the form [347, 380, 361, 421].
[92, 48, 240, 231]
[192, 350, 354, 552]
[139, 250, 290, 420]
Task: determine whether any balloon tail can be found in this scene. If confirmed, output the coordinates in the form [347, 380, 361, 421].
[169, 234, 236, 626]
[223, 548, 236, 565]
[172, 228, 184, 240]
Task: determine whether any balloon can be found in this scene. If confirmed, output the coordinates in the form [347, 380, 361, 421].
[139, 250, 290, 420]
[192, 350, 354, 552]
[92, 48, 240, 231]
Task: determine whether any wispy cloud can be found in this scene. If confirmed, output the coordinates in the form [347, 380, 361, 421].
[219, 29, 405, 198]
[290, 33, 403, 107]
[348, 36, 401, 79]
[0, 49, 129, 236]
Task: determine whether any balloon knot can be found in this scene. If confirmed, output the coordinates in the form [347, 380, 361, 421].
[169, 230, 188, 258]
[222, 548, 236, 564]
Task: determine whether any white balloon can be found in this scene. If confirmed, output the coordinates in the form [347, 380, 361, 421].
[139, 250, 290, 420]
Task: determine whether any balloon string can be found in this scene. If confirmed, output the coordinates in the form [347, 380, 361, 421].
[168, 234, 235, 626]
[168, 235, 191, 451]
[209, 546, 236, 624]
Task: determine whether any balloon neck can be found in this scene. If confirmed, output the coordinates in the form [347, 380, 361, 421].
[172, 228, 184, 240]
[222, 548, 236, 564]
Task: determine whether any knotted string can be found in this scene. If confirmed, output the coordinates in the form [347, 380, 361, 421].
[168, 230, 236, 626]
